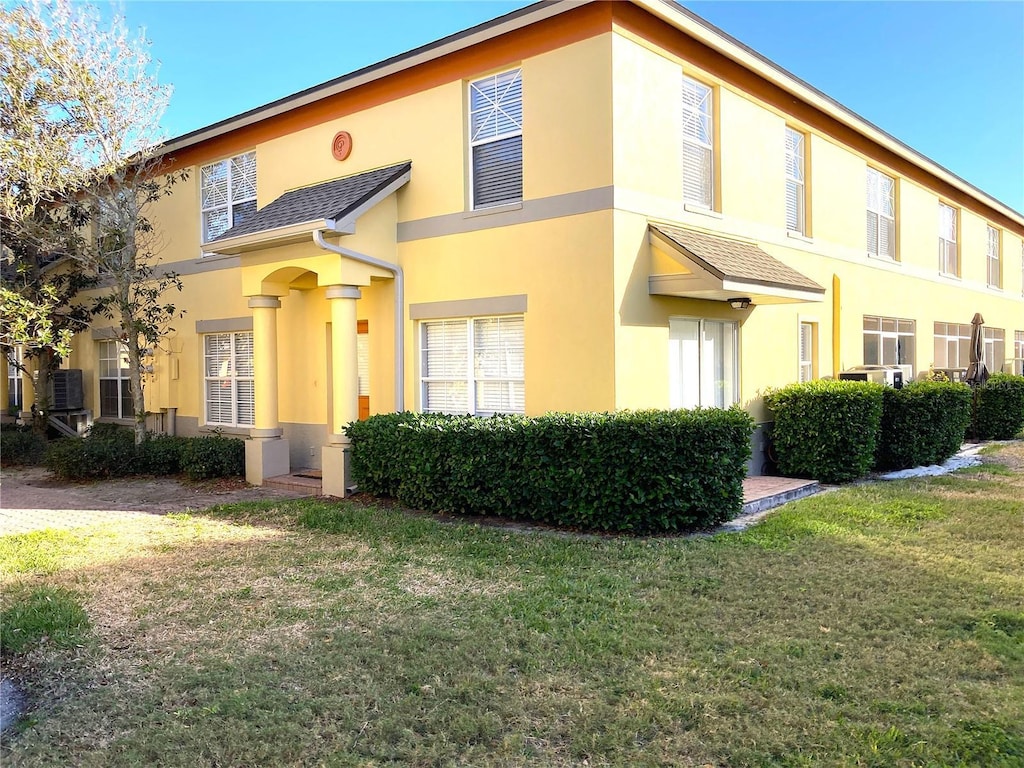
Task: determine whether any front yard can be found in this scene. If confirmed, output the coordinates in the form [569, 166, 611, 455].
[2, 445, 1023, 767]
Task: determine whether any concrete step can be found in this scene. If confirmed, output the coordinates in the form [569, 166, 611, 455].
[264, 471, 323, 496]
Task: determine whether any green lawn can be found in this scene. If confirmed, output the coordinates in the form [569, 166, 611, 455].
[2, 446, 1023, 767]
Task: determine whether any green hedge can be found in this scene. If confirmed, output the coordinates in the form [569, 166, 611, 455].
[346, 409, 755, 534]
[766, 380, 885, 483]
[973, 373, 1024, 440]
[0, 424, 49, 466]
[45, 428, 244, 481]
[876, 381, 972, 470]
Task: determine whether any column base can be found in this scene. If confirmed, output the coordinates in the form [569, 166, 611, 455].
[245, 437, 290, 486]
[322, 443, 351, 498]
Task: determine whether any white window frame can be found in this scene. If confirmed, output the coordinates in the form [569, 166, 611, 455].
[866, 167, 895, 259]
[681, 75, 715, 209]
[420, 315, 525, 416]
[863, 316, 915, 374]
[1014, 331, 1024, 375]
[933, 322, 971, 370]
[669, 317, 739, 409]
[98, 339, 132, 419]
[983, 327, 1005, 374]
[986, 225, 1001, 288]
[6, 346, 23, 412]
[799, 321, 816, 383]
[468, 68, 523, 210]
[785, 127, 807, 235]
[200, 151, 257, 245]
[203, 331, 255, 428]
[938, 202, 959, 276]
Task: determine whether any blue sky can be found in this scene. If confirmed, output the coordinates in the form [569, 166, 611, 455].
[117, 1, 1024, 212]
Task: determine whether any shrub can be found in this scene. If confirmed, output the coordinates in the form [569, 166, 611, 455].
[876, 381, 972, 470]
[766, 380, 885, 483]
[0, 424, 49, 466]
[45, 428, 138, 479]
[180, 435, 245, 480]
[0, 585, 91, 655]
[138, 434, 186, 475]
[346, 408, 755, 534]
[973, 373, 1024, 440]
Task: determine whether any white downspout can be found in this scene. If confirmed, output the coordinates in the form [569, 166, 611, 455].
[312, 229, 405, 411]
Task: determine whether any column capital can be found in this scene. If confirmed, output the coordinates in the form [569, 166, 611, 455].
[326, 285, 362, 301]
[248, 295, 282, 310]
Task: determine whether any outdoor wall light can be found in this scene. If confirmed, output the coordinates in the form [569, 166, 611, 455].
[728, 297, 752, 310]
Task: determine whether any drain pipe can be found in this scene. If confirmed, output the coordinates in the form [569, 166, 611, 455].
[312, 229, 404, 411]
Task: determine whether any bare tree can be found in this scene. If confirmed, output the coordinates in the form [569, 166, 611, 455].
[1, 0, 185, 443]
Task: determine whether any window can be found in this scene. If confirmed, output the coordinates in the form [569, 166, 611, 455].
[785, 128, 806, 234]
[468, 69, 522, 209]
[682, 75, 714, 208]
[799, 321, 816, 382]
[863, 316, 915, 373]
[865, 167, 895, 259]
[1014, 331, 1024, 375]
[983, 328, 1005, 373]
[98, 340, 132, 419]
[669, 317, 738, 408]
[420, 315, 524, 415]
[986, 225, 1001, 288]
[933, 322, 971, 370]
[201, 151, 257, 243]
[6, 346, 23, 412]
[203, 332, 254, 427]
[938, 202, 958, 275]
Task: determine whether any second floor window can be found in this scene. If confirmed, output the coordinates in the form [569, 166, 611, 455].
[469, 69, 523, 209]
[866, 167, 895, 259]
[682, 75, 714, 208]
[201, 151, 257, 243]
[938, 202, 958, 276]
[785, 128, 806, 234]
[986, 225, 1001, 288]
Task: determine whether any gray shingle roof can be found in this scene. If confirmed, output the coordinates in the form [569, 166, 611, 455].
[213, 161, 411, 242]
[650, 223, 824, 293]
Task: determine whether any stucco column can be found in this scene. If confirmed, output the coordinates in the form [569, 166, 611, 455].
[0, 353, 9, 421]
[19, 356, 35, 422]
[323, 284, 361, 498]
[245, 295, 289, 484]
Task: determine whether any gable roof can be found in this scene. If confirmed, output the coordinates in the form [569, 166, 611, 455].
[213, 162, 411, 243]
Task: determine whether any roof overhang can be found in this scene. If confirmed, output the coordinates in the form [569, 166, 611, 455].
[648, 225, 825, 305]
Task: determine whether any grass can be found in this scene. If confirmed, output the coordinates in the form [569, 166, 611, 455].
[1, 444, 1023, 767]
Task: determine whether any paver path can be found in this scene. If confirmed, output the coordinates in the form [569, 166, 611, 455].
[0, 467, 309, 536]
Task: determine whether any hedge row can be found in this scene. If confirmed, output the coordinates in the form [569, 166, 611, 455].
[0, 425, 49, 467]
[346, 409, 755, 534]
[767, 376, 1024, 483]
[45, 426, 244, 481]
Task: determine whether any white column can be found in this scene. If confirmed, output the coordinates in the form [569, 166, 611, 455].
[323, 285, 361, 497]
[244, 295, 289, 484]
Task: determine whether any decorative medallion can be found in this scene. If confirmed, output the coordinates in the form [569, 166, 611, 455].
[332, 131, 353, 161]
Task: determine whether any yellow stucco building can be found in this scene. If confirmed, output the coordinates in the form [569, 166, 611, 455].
[15, 0, 1024, 491]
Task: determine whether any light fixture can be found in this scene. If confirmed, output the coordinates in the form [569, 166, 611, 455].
[728, 297, 751, 310]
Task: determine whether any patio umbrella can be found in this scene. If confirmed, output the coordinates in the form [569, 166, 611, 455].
[965, 312, 989, 387]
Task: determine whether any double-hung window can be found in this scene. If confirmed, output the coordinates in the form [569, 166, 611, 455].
[669, 317, 738, 409]
[785, 128, 807, 234]
[938, 202, 958, 276]
[865, 167, 895, 258]
[681, 75, 714, 208]
[203, 332, 254, 427]
[1014, 331, 1024, 375]
[421, 315, 524, 415]
[98, 340, 132, 419]
[863, 316, 915, 374]
[6, 346, 23, 411]
[933, 322, 971, 370]
[983, 328, 1005, 374]
[468, 69, 523, 209]
[986, 225, 1001, 288]
[201, 151, 257, 244]
[799, 321, 816, 383]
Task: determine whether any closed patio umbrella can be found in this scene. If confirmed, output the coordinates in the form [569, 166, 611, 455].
[965, 312, 989, 387]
